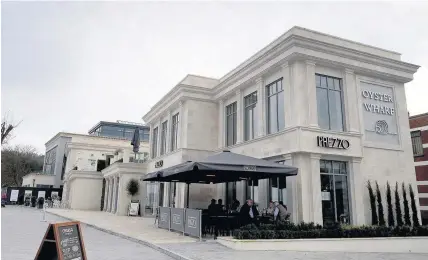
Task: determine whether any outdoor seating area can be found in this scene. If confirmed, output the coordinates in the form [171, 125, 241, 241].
[144, 150, 298, 239]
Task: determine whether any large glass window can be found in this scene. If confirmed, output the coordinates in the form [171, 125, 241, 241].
[320, 160, 350, 225]
[100, 125, 124, 138]
[160, 121, 168, 155]
[226, 102, 237, 146]
[244, 92, 258, 141]
[411, 131, 424, 156]
[43, 147, 57, 175]
[269, 161, 287, 204]
[152, 127, 158, 158]
[266, 79, 285, 134]
[171, 113, 179, 151]
[139, 128, 150, 142]
[226, 182, 237, 209]
[246, 179, 259, 205]
[316, 74, 344, 131]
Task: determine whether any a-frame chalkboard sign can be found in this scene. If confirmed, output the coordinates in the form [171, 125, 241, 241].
[34, 221, 87, 260]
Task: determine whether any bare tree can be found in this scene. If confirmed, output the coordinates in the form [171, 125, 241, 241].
[1, 112, 21, 145]
[1, 145, 44, 187]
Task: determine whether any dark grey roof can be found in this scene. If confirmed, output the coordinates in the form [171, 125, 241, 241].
[143, 150, 298, 183]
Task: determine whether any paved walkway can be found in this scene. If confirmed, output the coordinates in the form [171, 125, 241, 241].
[1, 206, 173, 260]
[45, 208, 428, 260]
[47, 208, 196, 244]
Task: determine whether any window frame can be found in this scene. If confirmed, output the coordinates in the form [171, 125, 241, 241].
[225, 102, 237, 146]
[315, 74, 345, 132]
[244, 91, 258, 141]
[171, 113, 179, 151]
[152, 127, 158, 158]
[411, 130, 424, 157]
[160, 121, 168, 155]
[266, 78, 284, 134]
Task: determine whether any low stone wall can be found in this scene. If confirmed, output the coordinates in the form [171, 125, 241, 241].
[217, 236, 428, 253]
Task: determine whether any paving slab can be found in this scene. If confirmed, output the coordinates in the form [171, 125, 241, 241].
[1, 206, 173, 260]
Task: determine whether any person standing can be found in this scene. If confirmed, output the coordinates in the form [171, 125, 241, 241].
[239, 199, 259, 226]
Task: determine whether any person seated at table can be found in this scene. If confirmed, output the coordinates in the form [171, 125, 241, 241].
[231, 198, 240, 211]
[266, 201, 275, 216]
[208, 199, 217, 216]
[274, 201, 288, 222]
[239, 199, 259, 226]
[216, 199, 225, 214]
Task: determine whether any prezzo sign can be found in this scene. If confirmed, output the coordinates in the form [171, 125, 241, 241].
[317, 136, 350, 149]
[155, 160, 163, 168]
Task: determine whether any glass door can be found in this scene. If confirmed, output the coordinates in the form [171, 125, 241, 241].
[320, 160, 350, 225]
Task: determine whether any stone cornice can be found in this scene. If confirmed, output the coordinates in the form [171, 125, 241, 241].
[101, 162, 147, 177]
[67, 170, 103, 181]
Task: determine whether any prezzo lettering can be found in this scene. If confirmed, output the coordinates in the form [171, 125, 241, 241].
[317, 136, 350, 149]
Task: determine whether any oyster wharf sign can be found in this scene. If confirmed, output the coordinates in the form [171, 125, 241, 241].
[361, 90, 395, 116]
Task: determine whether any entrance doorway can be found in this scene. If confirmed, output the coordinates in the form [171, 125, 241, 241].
[320, 160, 350, 225]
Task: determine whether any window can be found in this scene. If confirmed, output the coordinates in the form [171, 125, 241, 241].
[246, 179, 259, 205]
[320, 160, 350, 225]
[43, 147, 57, 175]
[100, 125, 124, 138]
[266, 79, 285, 134]
[152, 127, 158, 158]
[316, 74, 344, 131]
[139, 128, 150, 142]
[269, 160, 287, 204]
[411, 131, 424, 156]
[171, 113, 179, 151]
[226, 102, 237, 146]
[36, 184, 51, 188]
[160, 121, 168, 155]
[244, 92, 258, 141]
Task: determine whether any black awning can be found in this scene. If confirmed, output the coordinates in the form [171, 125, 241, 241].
[142, 150, 298, 183]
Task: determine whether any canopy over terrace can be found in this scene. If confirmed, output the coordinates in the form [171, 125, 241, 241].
[142, 150, 298, 207]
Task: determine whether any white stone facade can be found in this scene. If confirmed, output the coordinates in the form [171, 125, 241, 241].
[142, 26, 420, 225]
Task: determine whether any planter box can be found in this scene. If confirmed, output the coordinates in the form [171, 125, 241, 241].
[217, 236, 428, 253]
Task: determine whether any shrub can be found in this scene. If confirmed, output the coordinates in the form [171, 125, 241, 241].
[402, 182, 412, 226]
[367, 181, 378, 225]
[386, 182, 395, 226]
[409, 184, 420, 227]
[376, 181, 386, 226]
[414, 225, 428, 236]
[395, 182, 404, 226]
[392, 226, 413, 237]
[126, 179, 140, 197]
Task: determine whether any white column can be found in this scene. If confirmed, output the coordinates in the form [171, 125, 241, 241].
[306, 61, 318, 127]
[177, 101, 184, 149]
[103, 179, 109, 211]
[122, 149, 130, 163]
[349, 158, 365, 225]
[236, 90, 243, 144]
[256, 77, 265, 137]
[166, 111, 172, 153]
[107, 177, 113, 212]
[281, 62, 293, 126]
[218, 99, 225, 148]
[344, 69, 360, 133]
[310, 153, 322, 224]
[292, 61, 307, 126]
[284, 154, 298, 223]
[113, 176, 119, 214]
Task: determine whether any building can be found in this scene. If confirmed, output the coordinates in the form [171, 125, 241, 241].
[43, 121, 150, 188]
[409, 112, 428, 225]
[142, 26, 421, 226]
[88, 120, 150, 142]
[22, 172, 55, 188]
[42, 120, 150, 211]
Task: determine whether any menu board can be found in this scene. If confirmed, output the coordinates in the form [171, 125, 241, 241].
[34, 221, 87, 260]
[10, 189, 19, 202]
[57, 224, 84, 260]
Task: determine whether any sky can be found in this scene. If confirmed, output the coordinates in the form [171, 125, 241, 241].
[1, 1, 428, 154]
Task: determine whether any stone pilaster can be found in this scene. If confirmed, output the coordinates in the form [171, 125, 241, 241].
[345, 69, 360, 133]
[350, 158, 365, 225]
[255, 77, 265, 137]
[306, 61, 318, 127]
[236, 89, 243, 144]
[281, 62, 293, 126]
[218, 99, 225, 148]
[310, 153, 322, 224]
